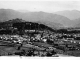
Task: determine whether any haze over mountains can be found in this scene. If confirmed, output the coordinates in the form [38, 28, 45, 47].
[54, 10, 80, 27]
[55, 10, 80, 20]
[0, 9, 69, 28]
[0, 9, 80, 28]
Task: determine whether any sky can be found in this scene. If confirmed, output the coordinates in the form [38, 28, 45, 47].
[0, 0, 80, 12]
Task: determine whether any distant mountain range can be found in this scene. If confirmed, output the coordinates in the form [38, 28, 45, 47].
[0, 9, 80, 28]
[55, 10, 80, 20]
[0, 9, 69, 28]
[54, 10, 80, 28]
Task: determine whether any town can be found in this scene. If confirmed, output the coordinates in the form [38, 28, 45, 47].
[0, 18, 80, 57]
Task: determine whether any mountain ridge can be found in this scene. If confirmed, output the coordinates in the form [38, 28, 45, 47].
[0, 9, 77, 28]
[54, 10, 80, 20]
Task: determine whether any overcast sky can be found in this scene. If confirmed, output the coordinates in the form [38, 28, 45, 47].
[0, 1, 80, 12]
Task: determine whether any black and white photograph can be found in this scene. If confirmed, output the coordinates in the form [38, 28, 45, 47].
[0, 0, 80, 58]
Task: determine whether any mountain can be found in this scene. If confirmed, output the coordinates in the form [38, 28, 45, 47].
[35, 20, 63, 29]
[21, 11, 72, 27]
[72, 18, 80, 27]
[55, 10, 80, 20]
[0, 9, 73, 28]
[0, 9, 22, 22]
